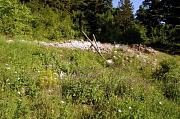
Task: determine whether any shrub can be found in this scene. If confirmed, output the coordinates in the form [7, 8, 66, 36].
[27, 2, 77, 41]
[123, 23, 149, 44]
[150, 25, 177, 45]
[153, 59, 180, 102]
[0, 0, 33, 36]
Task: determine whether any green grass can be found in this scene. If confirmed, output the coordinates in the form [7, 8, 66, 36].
[0, 36, 179, 119]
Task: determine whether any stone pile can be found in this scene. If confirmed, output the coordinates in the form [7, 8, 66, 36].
[6, 40, 158, 55]
[129, 44, 158, 55]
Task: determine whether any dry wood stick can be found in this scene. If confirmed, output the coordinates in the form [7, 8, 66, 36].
[82, 31, 106, 61]
[93, 34, 101, 53]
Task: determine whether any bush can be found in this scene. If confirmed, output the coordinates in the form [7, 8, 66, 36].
[153, 59, 180, 103]
[149, 25, 177, 45]
[0, 0, 77, 41]
[31, 4, 77, 41]
[100, 22, 149, 44]
[0, 0, 33, 36]
[123, 23, 149, 44]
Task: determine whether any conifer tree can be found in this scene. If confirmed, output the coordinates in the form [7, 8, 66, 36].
[160, 0, 180, 26]
[115, 0, 133, 33]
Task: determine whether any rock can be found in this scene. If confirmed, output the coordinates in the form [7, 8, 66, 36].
[129, 44, 158, 55]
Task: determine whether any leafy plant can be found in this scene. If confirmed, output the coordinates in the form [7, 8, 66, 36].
[0, 0, 33, 36]
[153, 59, 180, 103]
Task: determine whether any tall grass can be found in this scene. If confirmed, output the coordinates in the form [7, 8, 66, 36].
[0, 37, 179, 118]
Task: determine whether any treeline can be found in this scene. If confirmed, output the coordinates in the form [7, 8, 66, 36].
[0, 0, 179, 46]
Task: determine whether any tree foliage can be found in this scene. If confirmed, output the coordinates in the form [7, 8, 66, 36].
[0, 0, 179, 48]
[0, 0, 33, 36]
[136, 0, 180, 45]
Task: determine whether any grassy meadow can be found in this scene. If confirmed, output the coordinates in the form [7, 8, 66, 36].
[0, 36, 179, 119]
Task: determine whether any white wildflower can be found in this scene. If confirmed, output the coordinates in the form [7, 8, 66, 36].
[159, 101, 162, 105]
[118, 109, 122, 113]
[48, 64, 52, 68]
[106, 59, 114, 65]
[21, 88, 25, 94]
[129, 107, 132, 110]
[48, 89, 52, 93]
[5, 64, 11, 70]
[18, 92, 21, 95]
[61, 101, 65, 104]
[114, 50, 118, 53]
[53, 73, 58, 77]
[6, 67, 11, 70]
[51, 109, 54, 113]
[113, 56, 118, 60]
[59, 71, 66, 79]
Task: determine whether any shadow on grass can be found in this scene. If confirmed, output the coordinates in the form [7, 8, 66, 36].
[148, 43, 180, 55]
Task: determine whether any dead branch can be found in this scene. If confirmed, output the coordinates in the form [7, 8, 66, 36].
[82, 31, 106, 61]
[93, 34, 101, 53]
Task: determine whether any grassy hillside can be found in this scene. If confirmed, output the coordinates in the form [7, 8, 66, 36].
[0, 36, 179, 118]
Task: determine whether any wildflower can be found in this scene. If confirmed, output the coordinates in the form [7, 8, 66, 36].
[6, 67, 11, 70]
[21, 88, 25, 94]
[18, 92, 21, 95]
[51, 109, 54, 113]
[129, 107, 132, 110]
[53, 73, 58, 77]
[48, 64, 52, 68]
[14, 71, 17, 74]
[59, 71, 66, 79]
[5, 64, 11, 70]
[61, 101, 65, 104]
[114, 50, 118, 53]
[118, 109, 122, 113]
[48, 89, 52, 93]
[106, 59, 114, 65]
[113, 56, 118, 60]
[159, 101, 162, 105]
[17, 77, 20, 80]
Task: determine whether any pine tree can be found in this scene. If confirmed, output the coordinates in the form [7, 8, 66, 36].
[79, 0, 113, 36]
[115, 0, 133, 33]
[160, 0, 180, 26]
[136, 0, 161, 28]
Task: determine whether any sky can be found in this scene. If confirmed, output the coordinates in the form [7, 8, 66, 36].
[112, 0, 144, 14]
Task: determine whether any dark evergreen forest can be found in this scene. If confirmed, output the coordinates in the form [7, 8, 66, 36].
[0, 0, 179, 53]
